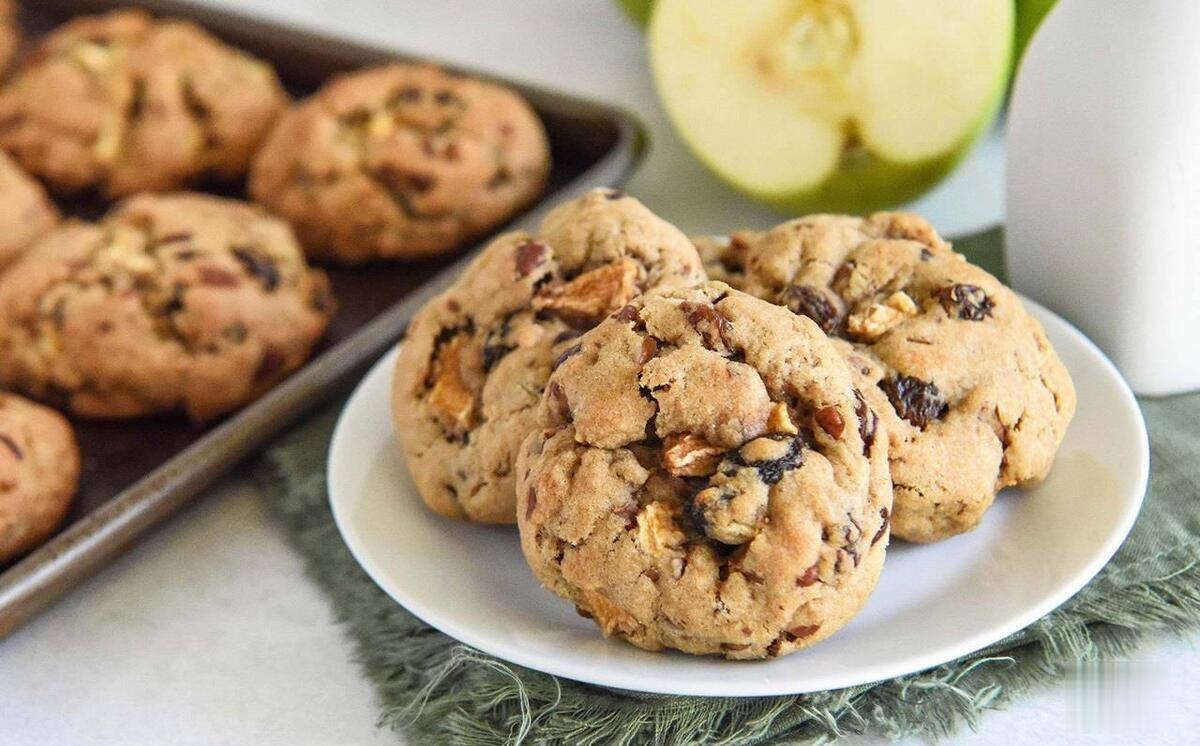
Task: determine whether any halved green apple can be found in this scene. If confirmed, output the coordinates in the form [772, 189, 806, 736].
[649, 0, 1013, 214]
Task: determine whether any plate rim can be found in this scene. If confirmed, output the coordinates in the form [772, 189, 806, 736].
[328, 296, 1150, 697]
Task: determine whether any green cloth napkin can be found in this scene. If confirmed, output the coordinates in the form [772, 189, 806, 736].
[253, 229, 1200, 744]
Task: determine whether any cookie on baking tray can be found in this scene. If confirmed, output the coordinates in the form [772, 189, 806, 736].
[249, 62, 550, 263]
[0, 392, 80, 564]
[392, 188, 705, 524]
[0, 151, 60, 271]
[0, 8, 287, 197]
[0, 192, 334, 421]
[706, 212, 1076, 542]
[515, 282, 892, 659]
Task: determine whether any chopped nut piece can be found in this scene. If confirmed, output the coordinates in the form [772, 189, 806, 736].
[846, 291, 917, 341]
[814, 406, 845, 439]
[427, 335, 477, 435]
[670, 556, 685, 579]
[767, 401, 798, 435]
[662, 433, 725, 477]
[636, 502, 685, 556]
[533, 258, 640, 327]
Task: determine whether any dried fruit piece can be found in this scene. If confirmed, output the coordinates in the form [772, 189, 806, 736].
[783, 284, 839, 333]
[795, 563, 820, 587]
[879, 375, 948, 429]
[232, 247, 280, 292]
[679, 301, 733, 351]
[198, 266, 239, 287]
[427, 335, 478, 435]
[872, 507, 890, 545]
[546, 380, 571, 423]
[553, 343, 582, 370]
[934, 283, 994, 320]
[737, 435, 804, 485]
[853, 389, 878, 454]
[533, 259, 640, 327]
[662, 433, 725, 477]
[515, 240, 549, 277]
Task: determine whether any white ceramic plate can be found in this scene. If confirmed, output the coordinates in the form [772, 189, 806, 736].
[328, 299, 1148, 697]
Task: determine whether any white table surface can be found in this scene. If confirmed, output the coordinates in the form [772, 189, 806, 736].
[1, 2, 1194, 744]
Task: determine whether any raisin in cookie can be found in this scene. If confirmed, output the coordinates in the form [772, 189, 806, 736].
[0, 151, 60, 271]
[0, 392, 80, 564]
[393, 189, 705, 524]
[0, 193, 334, 421]
[516, 282, 891, 659]
[250, 63, 550, 263]
[0, 9, 287, 197]
[714, 213, 1076, 542]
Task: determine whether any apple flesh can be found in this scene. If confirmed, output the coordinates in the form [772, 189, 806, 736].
[649, 0, 1013, 214]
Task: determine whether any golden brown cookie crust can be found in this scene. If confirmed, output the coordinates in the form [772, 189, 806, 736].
[249, 62, 550, 263]
[710, 213, 1076, 542]
[0, 9, 288, 197]
[392, 189, 705, 524]
[0, 392, 80, 563]
[516, 282, 891, 659]
[0, 193, 334, 421]
[0, 0, 21, 79]
[0, 151, 60, 271]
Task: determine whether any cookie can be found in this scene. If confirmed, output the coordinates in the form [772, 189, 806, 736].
[515, 282, 891, 659]
[712, 213, 1076, 542]
[0, 193, 334, 421]
[693, 234, 748, 290]
[0, 0, 20, 77]
[0, 151, 61, 271]
[0, 9, 288, 197]
[0, 392, 80, 564]
[393, 189, 705, 524]
[249, 62, 550, 263]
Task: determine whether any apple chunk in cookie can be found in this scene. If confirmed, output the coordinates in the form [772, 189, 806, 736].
[649, 0, 1012, 213]
[516, 283, 892, 659]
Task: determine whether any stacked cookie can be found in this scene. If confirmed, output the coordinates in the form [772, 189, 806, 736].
[394, 191, 1076, 660]
[0, 8, 551, 564]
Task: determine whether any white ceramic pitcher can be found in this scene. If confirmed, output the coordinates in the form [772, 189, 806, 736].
[1006, 0, 1200, 396]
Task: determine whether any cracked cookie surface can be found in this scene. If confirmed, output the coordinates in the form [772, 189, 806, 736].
[0, 151, 61, 271]
[516, 282, 891, 659]
[0, 8, 288, 197]
[0, 392, 80, 563]
[708, 213, 1076, 542]
[0, 192, 334, 421]
[249, 62, 550, 263]
[392, 189, 705, 524]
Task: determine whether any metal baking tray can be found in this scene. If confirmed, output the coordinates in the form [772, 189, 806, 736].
[0, 0, 644, 635]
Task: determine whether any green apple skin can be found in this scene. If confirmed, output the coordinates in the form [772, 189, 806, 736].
[755, 69, 1008, 215]
[663, 7, 1013, 216]
[616, 0, 653, 27]
[1015, 0, 1056, 62]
